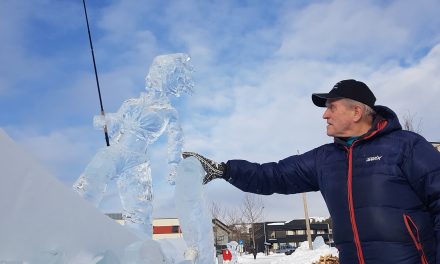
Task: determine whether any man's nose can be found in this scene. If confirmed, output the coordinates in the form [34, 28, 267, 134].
[322, 108, 330, 119]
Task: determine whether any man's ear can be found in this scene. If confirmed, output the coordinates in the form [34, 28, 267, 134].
[353, 105, 363, 122]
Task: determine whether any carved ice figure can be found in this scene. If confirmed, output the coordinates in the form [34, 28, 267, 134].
[227, 241, 239, 264]
[73, 53, 193, 239]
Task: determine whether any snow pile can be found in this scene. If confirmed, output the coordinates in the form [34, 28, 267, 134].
[0, 129, 139, 262]
[311, 236, 326, 248]
[309, 216, 328, 223]
[238, 237, 338, 264]
[272, 237, 338, 264]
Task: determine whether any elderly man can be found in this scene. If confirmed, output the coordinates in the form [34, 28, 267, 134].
[183, 79, 440, 264]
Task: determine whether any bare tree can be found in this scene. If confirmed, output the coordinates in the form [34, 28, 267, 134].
[402, 110, 422, 133]
[210, 201, 225, 221]
[210, 201, 225, 249]
[240, 194, 264, 252]
[224, 208, 246, 243]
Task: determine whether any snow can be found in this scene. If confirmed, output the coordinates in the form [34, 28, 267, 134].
[237, 238, 338, 264]
[309, 216, 328, 223]
[267, 222, 286, 226]
[237, 253, 287, 263]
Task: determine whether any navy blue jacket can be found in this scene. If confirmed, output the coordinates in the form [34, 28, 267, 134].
[224, 106, 440, 264]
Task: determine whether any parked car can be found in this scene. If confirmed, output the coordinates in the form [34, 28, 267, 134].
[284, 248, 295, 255]
[275, 245, 295, 255]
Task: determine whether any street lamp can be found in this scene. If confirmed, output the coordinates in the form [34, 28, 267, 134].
[263, 221, 268, 255]
[263, 222, 267, 244]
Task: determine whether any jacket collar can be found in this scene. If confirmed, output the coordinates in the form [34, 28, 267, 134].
[334, 105, 402, 146]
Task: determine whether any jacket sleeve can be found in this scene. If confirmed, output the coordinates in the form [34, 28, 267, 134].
[402, 137, 440, 262]
[223, 148, 320, 195]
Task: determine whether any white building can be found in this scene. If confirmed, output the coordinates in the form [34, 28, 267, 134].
[105, 214, 230, 244]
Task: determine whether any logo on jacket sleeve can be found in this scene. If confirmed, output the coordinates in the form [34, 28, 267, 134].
[366, 155, 382, 162]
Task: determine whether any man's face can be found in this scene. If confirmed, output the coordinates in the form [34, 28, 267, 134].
[322, 99, 355, 137]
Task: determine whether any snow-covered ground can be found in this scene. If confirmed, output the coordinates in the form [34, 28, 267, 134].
[237, 253, 287, 263]
[236, 238, 338, 264]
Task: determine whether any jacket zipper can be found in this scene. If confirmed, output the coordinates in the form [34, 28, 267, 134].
[346, 145, 365, 264]
[403, 214, 429, 264]
[344, 120, 388, 263]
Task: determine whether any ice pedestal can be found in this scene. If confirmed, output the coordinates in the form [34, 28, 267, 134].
[174, 157, 216, 264]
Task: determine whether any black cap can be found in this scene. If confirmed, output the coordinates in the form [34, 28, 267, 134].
[312, 79, 376, 108]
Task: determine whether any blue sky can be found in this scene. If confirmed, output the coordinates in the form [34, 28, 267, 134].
[1, 0, 440, 221]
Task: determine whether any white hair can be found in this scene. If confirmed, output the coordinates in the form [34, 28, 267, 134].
[343, 98, 376, 119]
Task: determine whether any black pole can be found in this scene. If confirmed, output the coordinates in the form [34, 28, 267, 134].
[82, 0, 110, 146]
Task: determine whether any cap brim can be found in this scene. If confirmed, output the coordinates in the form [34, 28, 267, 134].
[312, 93, 332, 107]
[312, 93, 345, 107]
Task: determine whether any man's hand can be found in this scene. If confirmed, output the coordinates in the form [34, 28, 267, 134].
[182, 152, 225, 184]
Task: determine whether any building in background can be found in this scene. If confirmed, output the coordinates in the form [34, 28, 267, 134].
[213, 218, 232, 253]
[252, 219, 332, 253]
[105, 214, 230, 245]
[152, 218, 183, 240]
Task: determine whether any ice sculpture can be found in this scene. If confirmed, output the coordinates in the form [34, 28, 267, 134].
[73, 53, 194, 239]
[226, 241, 239, 264]
[175, 157, 216, 264]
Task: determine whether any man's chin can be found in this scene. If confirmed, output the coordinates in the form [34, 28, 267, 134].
[326, 129, 334, 137]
